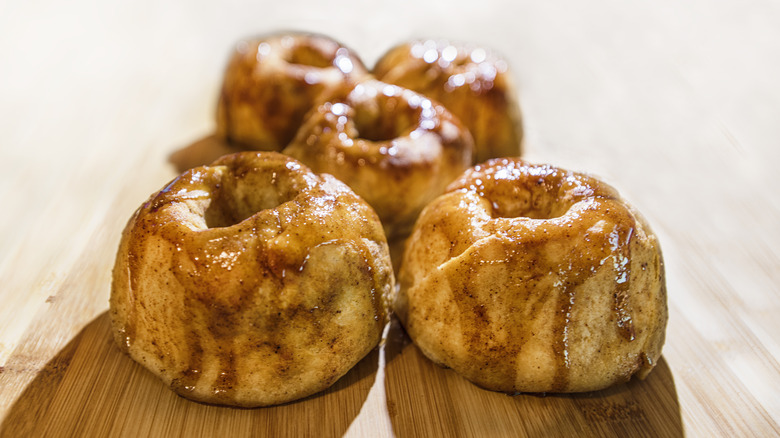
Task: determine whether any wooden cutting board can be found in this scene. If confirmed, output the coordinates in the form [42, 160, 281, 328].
[0, 137, 684, 437]
[0, 314, 682, 437]
[2, 0, 780, 436]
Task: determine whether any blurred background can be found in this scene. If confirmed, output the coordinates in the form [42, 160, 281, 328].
[1, 0, 779, 435]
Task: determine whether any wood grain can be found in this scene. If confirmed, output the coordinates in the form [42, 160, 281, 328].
[1, 313, 378, 438]
[2, 0, 780, 436]
[383, 321, 683, 438]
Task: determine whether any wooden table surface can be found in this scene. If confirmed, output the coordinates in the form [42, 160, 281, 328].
[1, 0, 779, 436]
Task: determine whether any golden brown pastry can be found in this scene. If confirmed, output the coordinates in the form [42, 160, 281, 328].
[396, 158, 667, 393]
[110, 152, 393, 407]
[283, 79, 474, 239]
[373, 39, 523, 163]
[216, 33, 368, 151]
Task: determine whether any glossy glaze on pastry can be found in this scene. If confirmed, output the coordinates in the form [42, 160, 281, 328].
[374, 39, 523, 163]
[284, 79, 474, 239]
[216, 33, 368, 151]
[396, 158, 667, 393]
[110, 152, 393, 407]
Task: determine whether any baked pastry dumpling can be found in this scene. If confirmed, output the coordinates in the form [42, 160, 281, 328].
[374, 39, 523, 163]
[284, 79, 474, 239]
[216, 32, 368, 151]
[396, 158, 667, 393]
[110, 152, 393, 407]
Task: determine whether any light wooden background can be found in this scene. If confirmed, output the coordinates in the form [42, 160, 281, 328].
[1, 0, 779, 436]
